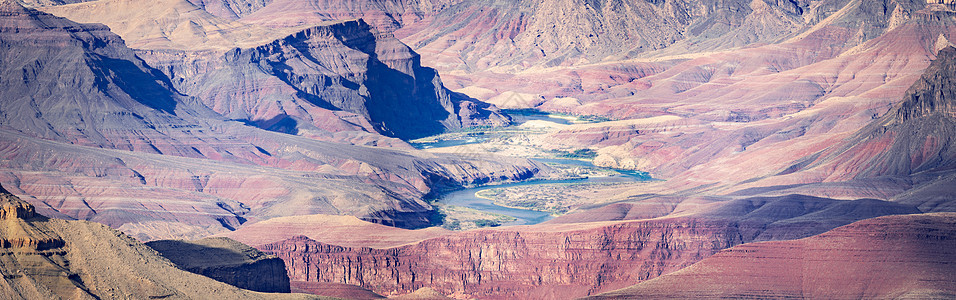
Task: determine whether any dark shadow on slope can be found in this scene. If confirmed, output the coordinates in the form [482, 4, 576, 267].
[86, 53, 180, 115]
[333, 21, 451, 140]
[146, 238, 291, 293]
[234, 115, 300, 135]
[700, 194, 922, 241]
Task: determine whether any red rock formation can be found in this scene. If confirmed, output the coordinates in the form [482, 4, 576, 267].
[588, 213, 956, 299]
[291, 281, 385, 300]
[258, 218, 757, 299]
[147, 237, 293, 293]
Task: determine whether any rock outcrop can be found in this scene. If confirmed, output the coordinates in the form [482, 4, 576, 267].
[147, 237, 292, 293]
[0, 0, 547, 240]
[588, 213, 956, 299]
[258, 218, 759, 299]
[780, 46, 956, 181]
[0, 183, 321, 299]
[251, 192, 928, 299]
[42, 0, 510, 140]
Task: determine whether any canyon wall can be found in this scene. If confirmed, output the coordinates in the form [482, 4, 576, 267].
[0, 1, 547, 240]
[0, 182, 317, 299]
[43, 0, 510, 141]
[259, 218, 755, 299]
[147, 237, 292, 293]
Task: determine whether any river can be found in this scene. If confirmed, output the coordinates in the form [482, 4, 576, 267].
[435, 158, 652, 226]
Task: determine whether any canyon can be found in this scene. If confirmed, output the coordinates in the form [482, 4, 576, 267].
[0, 0, 955, 299]
[0, 184, 323, 299]
[0, 0, 545, 241]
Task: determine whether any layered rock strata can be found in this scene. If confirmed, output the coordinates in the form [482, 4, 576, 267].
[0, 0, 546, 239]
[0, 183, 321, 299]
[42, 0, 510, 140]
[258, 218, 758, 299]
[589, 213, 956, 299]
[147, 237, 292, 293]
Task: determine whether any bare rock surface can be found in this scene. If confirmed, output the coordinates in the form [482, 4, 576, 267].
[218, 214, 451, 248]
[0, 0, 547, 240]
[185, 0, 273, 20]
[257, 217, 764, 299]
[41, 0, 510, 140]
[147, 237, 292, 293]
[291, 281, 386, 300]
[0, 183, 325, 299]
[588, 213, 956, 299]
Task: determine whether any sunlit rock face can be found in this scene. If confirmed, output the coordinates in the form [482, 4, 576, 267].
[41, 0, 509, 141]
[588, 213, 956, 299]
[0, 0, 542, 240]
[0, 183, 311, 299]
[259, 218, 755, 299]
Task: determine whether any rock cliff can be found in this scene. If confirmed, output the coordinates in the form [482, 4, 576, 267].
[589, 213, 956, 299]
[253, 192, 928, 299]
[0, 183, 322, 299]
[147, 237, 292, 293]
[43, 0, 510, 140]
[1, 0, 547, 240]
[258, 218, 759, 299]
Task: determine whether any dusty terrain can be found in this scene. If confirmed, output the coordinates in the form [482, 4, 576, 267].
[0, 183, 325, 299]
[1, 0, 955, 299]
[1, 0, 546, 240]
[589, 213, 956, 299]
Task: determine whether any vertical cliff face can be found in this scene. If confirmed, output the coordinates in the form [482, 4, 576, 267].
[42, 0, 510, 141]
[258, 218, 755, 299]
[147, 237, 292, 293]
[212, 19, 508, 139]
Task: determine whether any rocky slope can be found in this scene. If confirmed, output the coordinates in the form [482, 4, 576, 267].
[233, 0, 956, 187]
[588, 213, 956, 299]
[42, 0, 509, 141]
[776, 46, 956, 181]
[714, 45, 956, 210]
[0, 0, 548, 240]
[538, 43, 956, 231]
[0, 183, 323, 299]
[239, 0, 437, 32]
[147, 237, 292, 293]
[548, 193, 922, 240]
[240, 0, 819, 71]
[185, 0, 273, 20]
